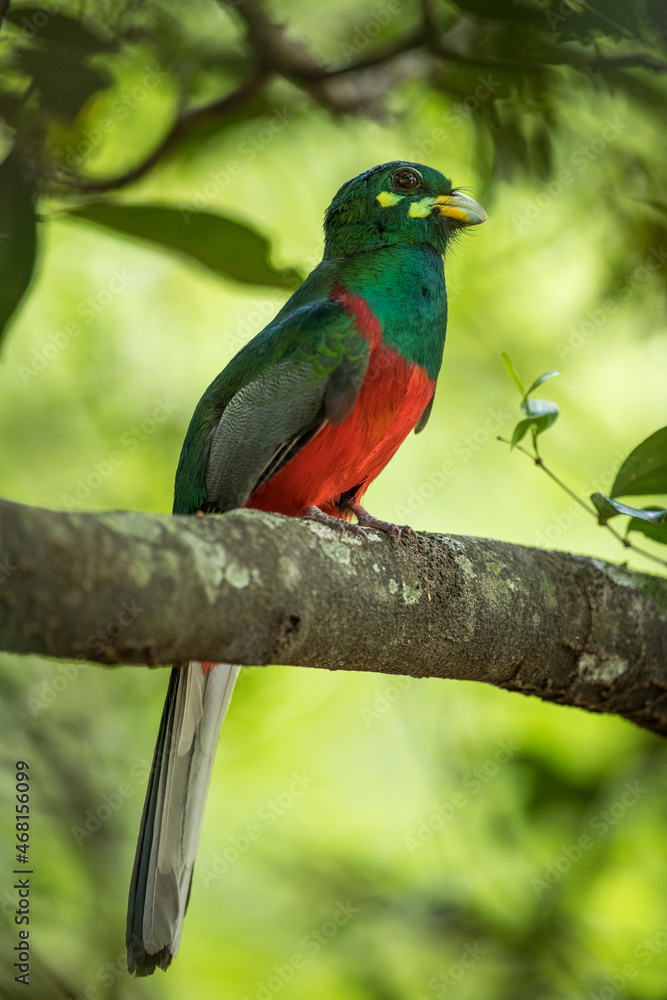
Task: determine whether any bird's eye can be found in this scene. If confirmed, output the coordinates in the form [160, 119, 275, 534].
[391, 168, 422, 192]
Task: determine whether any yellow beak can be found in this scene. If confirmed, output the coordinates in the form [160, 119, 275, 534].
[434, 192, 487, 226]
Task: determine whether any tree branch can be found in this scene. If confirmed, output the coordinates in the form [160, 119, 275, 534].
[46, 2, 666, 196]
[1, 497, 666, 735]
[53, 70, 271, 195]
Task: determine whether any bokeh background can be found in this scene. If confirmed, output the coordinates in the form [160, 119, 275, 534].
[0, 1, 666, 998]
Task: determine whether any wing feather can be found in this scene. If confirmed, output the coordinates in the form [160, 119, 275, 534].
[203, 304, 370, 513]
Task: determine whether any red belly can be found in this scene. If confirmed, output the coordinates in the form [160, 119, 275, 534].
[247, 340, 433, 517]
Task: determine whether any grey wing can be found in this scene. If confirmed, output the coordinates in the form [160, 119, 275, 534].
[205, 359, 329, 512]
[204, 297, 372, 513]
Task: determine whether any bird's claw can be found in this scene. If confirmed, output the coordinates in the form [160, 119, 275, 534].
[304, 505, 417, 545]
[349, 504, 418, 542]
[304, 506, 372, 546]
[393, 523, 419, 542]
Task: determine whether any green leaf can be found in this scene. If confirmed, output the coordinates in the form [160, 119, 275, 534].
[626, 511, 667, 547]
[530, 412, 558, 436]
[520, 397, 559, 420]
[590, 493, 667, 525]
[501, 352, 526, 397]
[520, 398, 559, 439]
[509, 398, 559, 449]
[0, 151, 37, 346]
[590, 493, 623, 522]
[503, 359, 560, 449]
[16, 48, 112, 122]
[4, 9, 115, 55]
[66, 203, 303, 290]
[510, 418, 532, 449]
[625, 505, 667, 524]
[526, 370, 560, 396]
[610, 427, 667, 498]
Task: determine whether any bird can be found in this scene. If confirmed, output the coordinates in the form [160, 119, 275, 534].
[125, 160, 486, 975]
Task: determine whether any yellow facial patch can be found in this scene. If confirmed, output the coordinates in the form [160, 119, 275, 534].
[407, 197, 436, 218]
[376, 190, 403, 207]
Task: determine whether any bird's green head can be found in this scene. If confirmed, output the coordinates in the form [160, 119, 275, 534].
[323, 161, 487, 259]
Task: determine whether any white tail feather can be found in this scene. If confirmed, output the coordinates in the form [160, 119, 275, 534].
[126, 661, 239, 975]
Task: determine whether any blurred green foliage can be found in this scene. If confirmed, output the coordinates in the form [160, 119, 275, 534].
[501, 359, 666, 558]
[0, 1, 666, 998]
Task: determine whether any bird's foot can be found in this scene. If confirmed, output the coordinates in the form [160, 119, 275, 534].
[348, 503, 417, 542]
[304, 505, 370, 544]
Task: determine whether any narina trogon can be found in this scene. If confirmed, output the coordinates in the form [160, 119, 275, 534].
[126, 161, 486, 975]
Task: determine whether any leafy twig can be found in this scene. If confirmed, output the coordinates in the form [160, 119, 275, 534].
[499, 356, 667, 570]
[498, 437, 667, 569]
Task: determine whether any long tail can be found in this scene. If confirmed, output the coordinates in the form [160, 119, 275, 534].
[126, 661, 239, 976]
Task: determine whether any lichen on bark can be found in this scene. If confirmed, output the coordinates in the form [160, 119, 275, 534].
[0, 497, 666, 734]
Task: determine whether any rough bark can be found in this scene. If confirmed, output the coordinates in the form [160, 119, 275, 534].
[1, 497, 666, 734]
